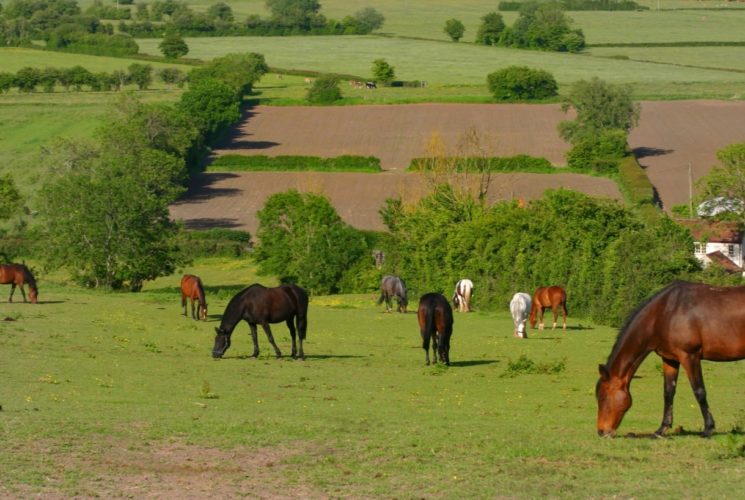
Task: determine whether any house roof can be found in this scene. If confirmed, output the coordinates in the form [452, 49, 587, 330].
[706, 250, 743, 273]
[676, 219, 743, 243]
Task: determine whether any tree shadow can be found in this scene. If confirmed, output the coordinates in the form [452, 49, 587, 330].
[183, 218, 243, 229]
[226, 140, 280, 150]
[633, 146, 674, 159]
[172, 173, 242, 205]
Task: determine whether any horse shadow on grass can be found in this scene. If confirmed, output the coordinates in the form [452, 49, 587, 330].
[622, 428, 735, 439]
[448, 359, 499, 368]
[218, 354, 365, 361]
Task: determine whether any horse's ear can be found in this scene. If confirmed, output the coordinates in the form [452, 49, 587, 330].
[598, 364, 610, 381]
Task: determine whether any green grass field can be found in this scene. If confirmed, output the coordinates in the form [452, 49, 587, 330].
[2, 257, 745, 496]
[137, 35, 745, 90]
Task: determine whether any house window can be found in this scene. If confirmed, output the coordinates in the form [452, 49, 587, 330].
[728, 244, 736, 258]
[694, 243, 704, 255]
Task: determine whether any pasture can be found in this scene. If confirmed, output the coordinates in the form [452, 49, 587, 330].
[2, 257, 745, 496]
[136, 35, 745, 96]
[0, 47, 188, 74]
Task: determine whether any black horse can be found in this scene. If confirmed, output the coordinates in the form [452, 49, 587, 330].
[417, 293, 454, 366]
[212, 284, 308, 360]
[378, 275, 408, 313]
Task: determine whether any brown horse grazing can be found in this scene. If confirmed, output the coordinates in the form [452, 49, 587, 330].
[0, 263, 38, 304]
[212, 284, 308, 360]
[529, 286, 567, 330]
[596, 281, 745, 438]
[417, 293, 454, 366]
[181, 274, 207, 321]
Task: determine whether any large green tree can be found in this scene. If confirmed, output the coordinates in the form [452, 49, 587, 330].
[475, 12, 504, 45]
[39, 97, 190, 290]
[188, 52, 268, 98]
[254, 190, 368, 294]
[0, 174, 21, 221]
[695, 143, 745, 222]
[558, 78, 639, 143]
[158, 32, 189, 59]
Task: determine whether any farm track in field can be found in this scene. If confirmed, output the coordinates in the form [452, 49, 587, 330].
[170, 101, 745, 232]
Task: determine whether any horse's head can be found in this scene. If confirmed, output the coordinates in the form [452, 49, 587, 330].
[212, 326, 231, 358]
[28, 286, 38, 304]
[397, 295, 408, 313]
[200, 303, 208, 321]
[596, 364, 632, 437]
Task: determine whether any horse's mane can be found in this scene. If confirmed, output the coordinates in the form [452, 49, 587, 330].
[605, 281, 684, 365]
[20, 264, 36, 290]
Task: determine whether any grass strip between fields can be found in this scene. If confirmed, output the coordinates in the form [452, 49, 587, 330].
[207, 154, 382, 172]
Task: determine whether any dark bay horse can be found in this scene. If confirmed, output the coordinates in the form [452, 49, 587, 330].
[529, 286, 567, 330]
[378, 275, 408, 313]
[596, 281, 745, 437]
[181, 274, 207, 321]
[0, 263, 38, 304]
[212, 284, 308, 360]
[417, 293, 454, 366]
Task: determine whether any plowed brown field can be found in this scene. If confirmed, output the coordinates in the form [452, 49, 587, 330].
[170, 101, 745, 233]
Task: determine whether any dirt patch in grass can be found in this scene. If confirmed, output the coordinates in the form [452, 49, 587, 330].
[2, 438, 324, 499]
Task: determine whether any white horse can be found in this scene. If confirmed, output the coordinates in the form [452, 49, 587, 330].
[452, 279, 474, 313]
[510, 292, 532, 339]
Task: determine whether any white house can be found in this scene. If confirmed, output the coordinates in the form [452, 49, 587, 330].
[678, 219, 745, 275]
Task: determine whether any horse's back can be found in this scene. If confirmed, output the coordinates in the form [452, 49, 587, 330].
[510, 292, 531, 318]
[278, 284, 309, 315]
[0, 263, 32, 285]
[418, 293, 453, 332]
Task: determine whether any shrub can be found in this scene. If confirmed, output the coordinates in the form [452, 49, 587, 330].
[565, 128, 628, 171]
[306, 74, 342, 104]
[128, 63, 153, 90]
[371, 59, 395, 85]
[486, 66, 558, 101]
[475, 12, 505, 45]
[409, 155, 553, 172]
[444, 18, 465, 42]
[176, 228, 251, 258]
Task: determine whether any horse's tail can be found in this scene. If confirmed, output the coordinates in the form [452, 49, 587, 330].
[289, 285, 309, 340]
[424, 300, 436, 340]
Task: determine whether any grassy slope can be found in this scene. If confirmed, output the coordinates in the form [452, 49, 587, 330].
[1, 257, 744, 496]
[0, 47, 189, 73]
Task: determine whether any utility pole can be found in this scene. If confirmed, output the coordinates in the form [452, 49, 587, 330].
[688, 162, 693, 218]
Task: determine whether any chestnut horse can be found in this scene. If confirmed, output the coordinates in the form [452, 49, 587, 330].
[596, 281, 745, 437]
[181, 274, 207, 320]
[0, 263, 38, 304]
[529, 286, 567, 330]
[417, 293, 454, 365]
[212, 284, 308, 360]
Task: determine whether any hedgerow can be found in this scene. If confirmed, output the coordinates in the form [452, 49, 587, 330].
[209, 155, 382, 173]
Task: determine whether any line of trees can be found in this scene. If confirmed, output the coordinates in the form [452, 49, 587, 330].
[0, 64, 187, 93]
[499, 0, 647, 11]
[120, 0, 385, 37]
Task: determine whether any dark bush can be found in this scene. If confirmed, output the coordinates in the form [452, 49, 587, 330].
[306, 74, 342, 104]
[565, 129, 628, 170]
[487, 66, 558, 101]
[409, 155, 553, 172]
[209, 154, 382, 172]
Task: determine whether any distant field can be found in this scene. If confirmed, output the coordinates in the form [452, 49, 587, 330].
[589, 46, 745, 73]
[0, 92, 179, 203]
[0, 47, 189, 73]
[137, 36, 745, 92]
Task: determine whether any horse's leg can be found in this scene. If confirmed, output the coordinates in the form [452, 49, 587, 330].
[182, 294, 187, 317]
[296, 315, 307, 360]
[421, 332, 430, 365]
[191, 298, 196, 320]
[680, 355, 716, 437]
[286, 318, 298, 359]
[539, 307, 545, 330]
[386, 295, 392, 313]
[655, 358, 680, 437]
[248, 323, 260, 358]
[9, 283, 15, 303]
[260, 322, 282, 358]
[562, 302, 567, 330]
[431, 333, 439, 365]
[551, 305, 558, 330]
